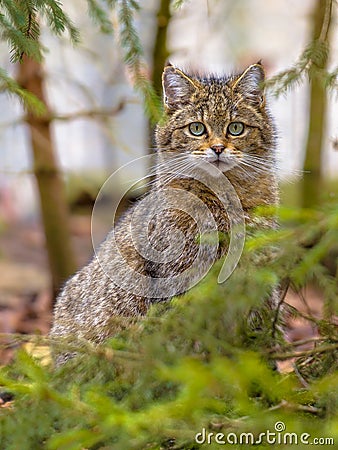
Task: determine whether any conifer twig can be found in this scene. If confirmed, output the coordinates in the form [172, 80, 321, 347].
[292, 363, 310, 388]
[270, 343, 338, 360]
[268, 399, 322, 415]
[319, 0, 333, 42]
[283, 336, 328, 348]
[264, 0, 335, 96]
[271, 280, 289, 340]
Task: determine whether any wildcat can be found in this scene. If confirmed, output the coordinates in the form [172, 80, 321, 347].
[50, 62, 279, 364]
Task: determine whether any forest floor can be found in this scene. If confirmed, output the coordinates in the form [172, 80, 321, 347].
[0, 214, 325, 368]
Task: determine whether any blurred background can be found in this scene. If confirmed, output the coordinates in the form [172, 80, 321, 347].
[0, 0, 337, 347]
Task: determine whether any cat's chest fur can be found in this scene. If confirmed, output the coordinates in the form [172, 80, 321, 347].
[142, 176, 239, 283]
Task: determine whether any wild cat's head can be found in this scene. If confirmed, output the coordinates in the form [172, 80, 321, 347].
[155, 63, 276, 174]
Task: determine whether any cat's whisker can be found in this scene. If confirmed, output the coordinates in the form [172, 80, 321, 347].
[244, 153, 276, 162]
[244, 154, 280, 169]
[149, 155, 192, 178]
[158, 159, 194, 175]
[245, 162, 276, 173]
[244, 152, 276, 160]
[238, 160, 262, 173]
[242, 155, 276, 169]
[244, 159, 275, 167]
[155, 158, 199, 187]
[140, 151, 278, 191]
[236, 164, 257, 180]
[239, 160, 275, 175]
[134, 160, 193, 191]
[242, 162, 275, 173]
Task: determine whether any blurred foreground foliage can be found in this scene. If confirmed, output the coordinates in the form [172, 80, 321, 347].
[0, 203, 337, 450]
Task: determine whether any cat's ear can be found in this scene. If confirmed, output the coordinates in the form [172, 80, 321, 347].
[232, 63, 265, 107]
[162, 64, 199, 110]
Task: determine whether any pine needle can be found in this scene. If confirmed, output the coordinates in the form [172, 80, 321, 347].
[0, 67, 46, 114]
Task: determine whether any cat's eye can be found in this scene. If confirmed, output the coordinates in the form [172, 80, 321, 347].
[189, 122, 206, 136]
[227, 122, 244, 136]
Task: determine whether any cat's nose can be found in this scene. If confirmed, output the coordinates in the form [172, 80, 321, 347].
[210, 144, 225, 155]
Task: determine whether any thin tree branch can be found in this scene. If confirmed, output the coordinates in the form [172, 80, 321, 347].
[271, 279, 289, 340]
[0, 100, 134, 129]
[292, 363, 310, 388]
[268, 399, 322, 415]
[283, 336, 329, 348]
[270, 343, 338, 360]
[319, 0, 333, 42]
[49, 102, 126, 121]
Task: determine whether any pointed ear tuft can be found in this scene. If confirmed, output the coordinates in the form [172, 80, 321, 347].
[162, 65, 199, 110]
[232, 63, 265, 106]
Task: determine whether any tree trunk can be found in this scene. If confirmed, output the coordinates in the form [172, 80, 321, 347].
[17, 55, 77, 300]
[147, 0, 172, 155]
[152, 0, 171, 97]
[301, 0, 332, 208]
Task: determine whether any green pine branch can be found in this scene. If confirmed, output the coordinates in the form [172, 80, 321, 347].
[86, 0, 114, 34]
[326, 66, 338, 90]
[117, 0, 162, 123]
[265, 40, 333, 97]
[265, 0, 335, 97]
[0, 0, 162, 121]
[38, 0, 80, 44]
[0, 203, 337, 447]
[171, 0, 186, 9]
[0, 3, 42, 62]
[0, 0, 79, 111]
[0, 67, 45, 114]
[0, 0, 79, 63]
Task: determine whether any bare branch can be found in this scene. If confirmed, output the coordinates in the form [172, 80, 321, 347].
[270, 343, 338, 360]
[0, 99, 135, 129]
